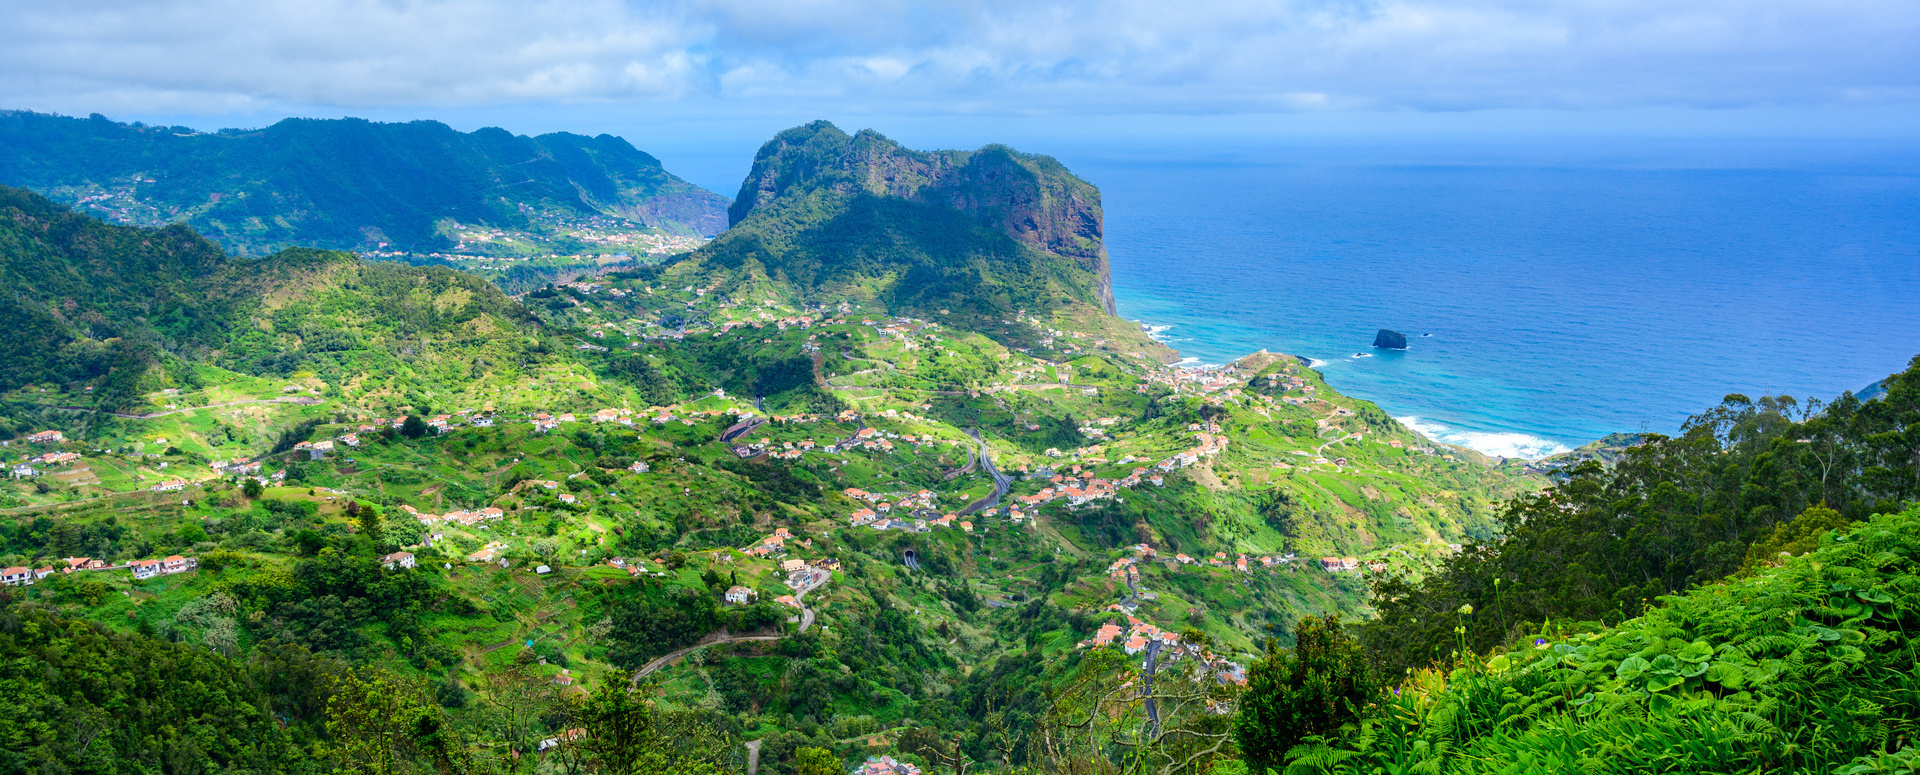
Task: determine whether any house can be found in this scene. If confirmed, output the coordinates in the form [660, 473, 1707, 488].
[536, 728, 587, 753]
[774, 595, 802, 610]
[26, 430, 64, 444]
[860, 755, 923, 775]
[725, 586, 755, 605]
[781, 559, 807, 573]
[536, 565, 552, 575]
[130, 559, 162, 579]
[382, 551, 417, 570]
[31, 567, 55, 581]
[628, 460, 650, 473]
[0, 567, 31, 586]
[150, 478, 187, 492]
[161, 555, 196, 574]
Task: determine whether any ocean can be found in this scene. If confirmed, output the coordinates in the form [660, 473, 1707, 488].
[1073, 144, 1920, 459]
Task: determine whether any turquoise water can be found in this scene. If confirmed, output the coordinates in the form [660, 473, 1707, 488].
[1077, 149, 1920, 458]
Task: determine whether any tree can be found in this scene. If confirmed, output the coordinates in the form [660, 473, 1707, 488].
[357, 505, 383, 546]
[401, 415, 428, 439]
[556, 679, 734, 775]
[1234, 616, 1380, 775]
[794, 746, 842, 775]
[323, 667, 469, 775]
[242, 478, 264, 499]
[1740, 502, 1854, 571]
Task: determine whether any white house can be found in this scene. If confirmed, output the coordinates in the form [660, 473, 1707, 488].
[0, 566, 31, 586]
[725, 585, 755, 605]
[382, 551, 417, 570]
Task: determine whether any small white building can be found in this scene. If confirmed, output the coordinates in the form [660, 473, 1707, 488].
[382, 551, 417, 570]
[724, 585, 755, 605]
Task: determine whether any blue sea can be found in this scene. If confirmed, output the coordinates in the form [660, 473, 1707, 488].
[1073, 143, 1920, 458]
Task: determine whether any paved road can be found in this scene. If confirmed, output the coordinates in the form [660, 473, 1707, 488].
[1143, 640, 1164, 737]
[957, 429, 1012, 516]
[720, 416, 767, 444]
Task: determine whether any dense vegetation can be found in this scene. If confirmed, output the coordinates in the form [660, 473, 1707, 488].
[0, 185, 234, 400]
[1362, 357, 1920, 673]
[0, 111, 728, 255]
[1285, 502, 1920, 774]
[0, 599, 331, 772]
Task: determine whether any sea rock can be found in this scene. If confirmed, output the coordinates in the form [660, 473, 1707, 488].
[1373, 329, 1408, 349]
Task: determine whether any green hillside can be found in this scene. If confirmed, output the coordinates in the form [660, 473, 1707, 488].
[0, 110, 729, 257]
[1280, 502, 1920, 775]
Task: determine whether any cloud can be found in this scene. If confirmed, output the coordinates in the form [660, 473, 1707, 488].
[2, 0, 1915, 116]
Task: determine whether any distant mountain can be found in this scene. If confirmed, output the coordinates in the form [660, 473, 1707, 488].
[0, 111, 730, 257]
[681, 121, 1116, 322]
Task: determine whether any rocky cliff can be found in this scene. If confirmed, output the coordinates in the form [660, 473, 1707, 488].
[724, 121, 1116, 315]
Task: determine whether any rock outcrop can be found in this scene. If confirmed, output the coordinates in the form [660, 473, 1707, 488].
[1373, 329, 1409, 349]
[722, 121, 1116, 315]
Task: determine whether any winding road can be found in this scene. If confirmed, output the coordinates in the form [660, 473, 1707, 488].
[957, 429, 1012, 516]
[630, 572, 824, 685]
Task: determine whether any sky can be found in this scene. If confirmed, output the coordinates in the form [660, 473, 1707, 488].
[4, 0, 1919, 189]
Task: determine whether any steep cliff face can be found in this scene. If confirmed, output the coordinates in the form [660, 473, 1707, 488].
[725, 122, 1116, 314]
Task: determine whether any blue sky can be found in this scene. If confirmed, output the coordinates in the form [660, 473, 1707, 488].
[5, 0, 1918, 190]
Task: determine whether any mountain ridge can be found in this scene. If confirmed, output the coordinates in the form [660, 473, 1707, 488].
[0, 110, 730, 257]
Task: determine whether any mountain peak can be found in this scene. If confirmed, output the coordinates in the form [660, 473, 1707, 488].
[722, 122, 1115, 315]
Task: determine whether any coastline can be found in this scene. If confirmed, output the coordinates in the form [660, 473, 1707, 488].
[1133, 318, 1580, 461]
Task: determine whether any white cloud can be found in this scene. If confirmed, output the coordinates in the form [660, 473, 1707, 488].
[1, 0, 1915, 116]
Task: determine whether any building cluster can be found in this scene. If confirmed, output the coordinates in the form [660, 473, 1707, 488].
[402, 504, 507, 527]
[5, 554, 201, 586]
[1106, 544, 1301, 584]
[745, 527, 802, 557]
[844, 487, 952, 532]
[1080, 614, 1248, 687]
[9, 429, 82, 476]
[860, 756, 922, 775]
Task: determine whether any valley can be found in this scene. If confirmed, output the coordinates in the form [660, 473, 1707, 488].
[1, 118, 1915, 775]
